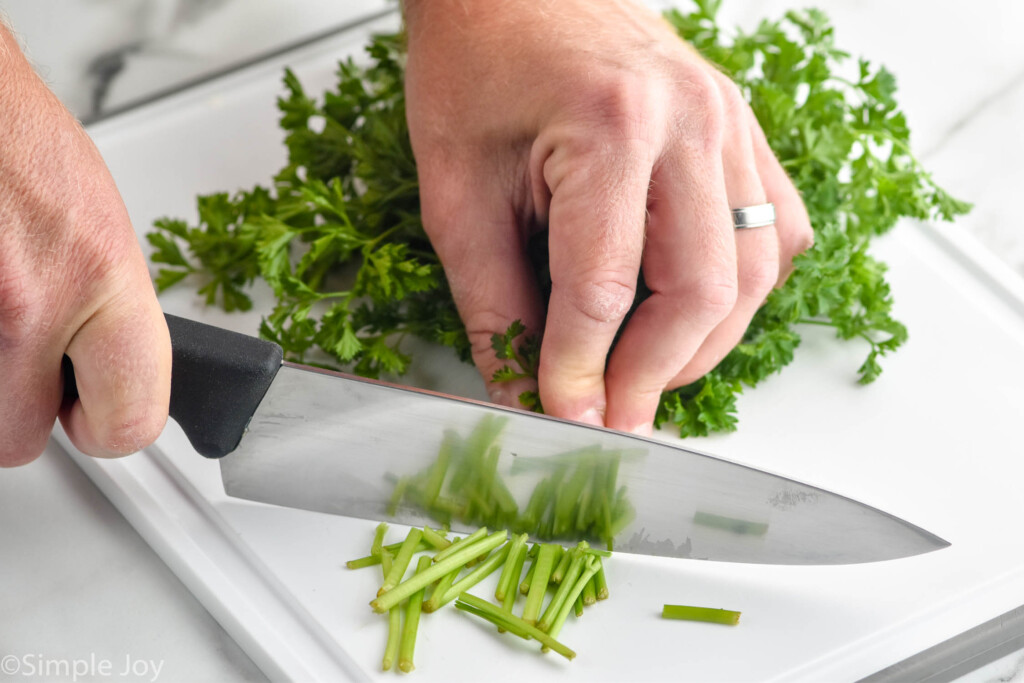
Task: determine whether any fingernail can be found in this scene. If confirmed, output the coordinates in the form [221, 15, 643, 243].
[489, 388, 510, 407]
[577, 407, 605, 427]
[629, 423, 653, 438]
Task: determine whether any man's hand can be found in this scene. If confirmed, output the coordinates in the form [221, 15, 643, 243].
[403, 0, 813, 434]
[0, 25, 171, 466]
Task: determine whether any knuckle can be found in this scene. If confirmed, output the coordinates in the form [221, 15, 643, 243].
[740, 256, 780, 299]
[0, 264, 42, 348]
[567, 276, 637, 325]
[95, 406, 166, 455]
[682, 273, 738, 325]
[674, 69, 726, 154]
[580, 75, 658, 142]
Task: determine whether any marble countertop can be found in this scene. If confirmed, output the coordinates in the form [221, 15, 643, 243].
[1, 1, 1023, 681]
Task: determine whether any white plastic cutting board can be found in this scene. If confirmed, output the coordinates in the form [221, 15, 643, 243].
[52, 11, 1024, 682]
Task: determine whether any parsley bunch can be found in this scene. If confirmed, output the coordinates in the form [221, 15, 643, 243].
[147, 2, 969, 437]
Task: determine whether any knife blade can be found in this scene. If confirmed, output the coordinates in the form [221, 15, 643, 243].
[72, 314, 949, 564]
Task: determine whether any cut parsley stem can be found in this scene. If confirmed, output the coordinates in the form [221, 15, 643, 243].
[433, 527, 487, 563]
[347, 540, 430, 569]
[398, 556, 432, 673]
[422, 541, 462, 613]
[550, 544, 573, 585]
[421, 526, 451, 550]
[454, 594, 576, 661]
[538, 547, 585, 632]
[378, 527, 423, 596]
[440, 542, 511, 607]
[574, 593, 584, 618]
[583, 575, 597, 606]
[499, 540, 529, 632]
[545, 556, 601, 645]
[381, 550, 400, 671]
[662, 604, 741, 625]
[594, 559, 609, 600]
[495, 533, 528, 601]
[522, 544, 557, 625]
[519, 554, 537, 596]
[371, 531, 507, 613]
[371, 522, 388, 558]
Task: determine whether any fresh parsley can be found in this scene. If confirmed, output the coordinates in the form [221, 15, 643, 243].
[147, 2, 969, 437]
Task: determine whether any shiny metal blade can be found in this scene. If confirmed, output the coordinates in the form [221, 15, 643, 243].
[220, 362, 949, 564]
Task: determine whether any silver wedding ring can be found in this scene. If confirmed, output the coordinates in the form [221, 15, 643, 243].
[732, 203, 775, 230]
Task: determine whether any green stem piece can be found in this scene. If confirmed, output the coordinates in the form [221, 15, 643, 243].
[346, 541, 429, 569]
[422, 538, 462, 613]
[381, 550, 399, 671]
[422, 526, 451, 550]
[574, 593, 584, 618]
[423, 431, 456, 506]
[538, 548, 585, 632]
[545, 556, 601, 644]
[378, 527, 423, 596]
[583, 575, 597, 606]
[433, 527, 487, 564]
[440, 542, 512, 606]
[550, 544, 573, 585]
[371, 522, 388, 559]
[500, 540, 529, 631]
[495, 533, 528, 602]
[371, 530, 507, 613]
[662, 604, 741, 625]
[519, 554, 537, 596]
[594, 559, 609, 600]
[522, 544, 557, 625]
[398, 556, 432, 673]
[454, 594, 576, 661]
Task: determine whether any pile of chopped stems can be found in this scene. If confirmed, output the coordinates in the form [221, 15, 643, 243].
[388, 415, 636, 550]
[351, 522, 612, 672]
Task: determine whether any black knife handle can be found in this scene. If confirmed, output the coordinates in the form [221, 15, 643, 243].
[63, 313, 283, 459]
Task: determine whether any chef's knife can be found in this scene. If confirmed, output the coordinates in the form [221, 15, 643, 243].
[65, 314, 949, 564]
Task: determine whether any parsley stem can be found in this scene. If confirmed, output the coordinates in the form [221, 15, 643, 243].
[662, 604, 741, 625]
[522, 544, 557, 625]
[545, 556, 601, 645]
[440, 542, 511, 606]
[381, 550, 400, 671]
[421, 526, 451, 551]
[538, 547, 585, 632]
[378, 527, 422, 596]
[398, 556, 432, 673]
[371, 522, 388, 559]
[495, 533, 528, 602]
[594, 558, 609, 601]
[574, 593, 584, 618]
[454, 594, 576, 661]
[550, 544, 573, 585]
[347, 540, 429, 569]
[500, 539, 529, 629]
[583, 575, 597, 606]
[370, 531, 507, 613]
[519, 554, 537, 596]
[433, 527, 487, 563]
[422, 539, 461, 613]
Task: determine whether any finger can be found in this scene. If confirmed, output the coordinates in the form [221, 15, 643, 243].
[604, 149, 737, 435]
[669, 102, 779, 389]
[417, 162, 545, 408]
[535, 140, 653, 426]
[59, 285, 171, 458]
[747, 108, 814, 284]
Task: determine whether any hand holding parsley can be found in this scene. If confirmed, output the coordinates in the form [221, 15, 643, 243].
[403, 0, 813, 436]
[149, 1, 970, 438]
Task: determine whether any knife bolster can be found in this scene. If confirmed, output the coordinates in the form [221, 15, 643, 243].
[165, 314, 283, 458]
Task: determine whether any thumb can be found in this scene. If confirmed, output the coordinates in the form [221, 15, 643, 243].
[60, 286, 171, 457]
[418, 163, 544, 409]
